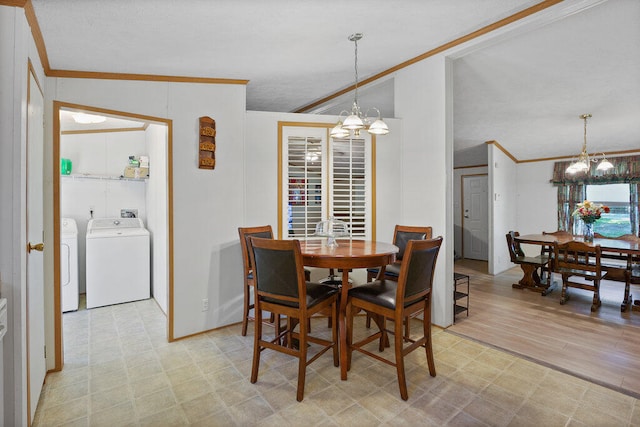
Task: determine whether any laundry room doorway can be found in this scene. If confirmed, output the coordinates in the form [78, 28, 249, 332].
[52, 102, 174, 370]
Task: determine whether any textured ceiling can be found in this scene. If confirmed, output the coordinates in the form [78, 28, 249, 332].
[33, 0, 640, 165]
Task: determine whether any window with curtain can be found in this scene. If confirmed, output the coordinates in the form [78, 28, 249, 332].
[280, 125, 372, 240]
[552, 154, 640, 236]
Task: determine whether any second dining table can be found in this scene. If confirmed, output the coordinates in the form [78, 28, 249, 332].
[299, 239, 399, 380]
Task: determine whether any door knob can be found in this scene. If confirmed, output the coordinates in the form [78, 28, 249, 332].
[27, 242, 44, 253]
[464, 214, 470, 218]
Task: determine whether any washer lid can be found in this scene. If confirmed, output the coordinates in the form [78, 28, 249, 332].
[87, 218, 148, 238]
[88, 218, 144, 231]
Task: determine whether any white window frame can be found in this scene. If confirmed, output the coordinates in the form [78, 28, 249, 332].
[278, 123, 374, 240]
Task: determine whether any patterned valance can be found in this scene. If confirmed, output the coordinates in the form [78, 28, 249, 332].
[551, 154, 640, 185]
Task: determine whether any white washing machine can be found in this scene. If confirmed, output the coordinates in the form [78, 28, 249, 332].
[61, 218, 79, 312]
[85, 218, 150, 309]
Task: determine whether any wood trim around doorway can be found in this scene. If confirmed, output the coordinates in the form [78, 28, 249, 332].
[51, 101, 175, 371]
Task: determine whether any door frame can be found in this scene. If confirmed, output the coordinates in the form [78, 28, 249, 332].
[461, 173, 488, 260]
[51, 101, 175, 371]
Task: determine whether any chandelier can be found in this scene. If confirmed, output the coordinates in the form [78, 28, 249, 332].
[330, 33, 389, 139]
[565, 113, 613, 174]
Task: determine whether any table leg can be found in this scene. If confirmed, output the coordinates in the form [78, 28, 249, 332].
[512, 263, 556, 295]
[339, 269, 350, 380]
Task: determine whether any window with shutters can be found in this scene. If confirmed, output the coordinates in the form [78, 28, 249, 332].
[279, 124, 373, 240]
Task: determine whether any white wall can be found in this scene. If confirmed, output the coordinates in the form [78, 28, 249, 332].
[60, 131, 149, 293]
[145, 123, 169, 313]
[0, 5, 46, 426]
[394, 56, 453, 327]
[46, 78, 246, 339]
[488, 144, 518, 274]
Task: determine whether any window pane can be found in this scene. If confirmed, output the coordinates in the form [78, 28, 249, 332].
[586, 184, 631, 237]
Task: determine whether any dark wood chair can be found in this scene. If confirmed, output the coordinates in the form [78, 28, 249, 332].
[366, 225, 433, 282]
[506, 231, 551, 286]
[347, 237, 443, 401]
[238, 225, 275, 336]
[554, 240, 603, 311]
[365, 225, 432, 334]
[248, 237, 338, 401]
[238, 225, 310, 336]
[597, 234, 640, 311]
[540, 230, 573, 282]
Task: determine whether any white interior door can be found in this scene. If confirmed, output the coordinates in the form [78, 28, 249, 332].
[27, 70, 46, 423]
[462, 174, 488, 261]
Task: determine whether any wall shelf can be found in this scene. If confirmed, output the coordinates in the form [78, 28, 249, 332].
[61, 174, 147, 182]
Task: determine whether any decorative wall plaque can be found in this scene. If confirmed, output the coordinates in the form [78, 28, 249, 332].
[199, 116, 216, 169]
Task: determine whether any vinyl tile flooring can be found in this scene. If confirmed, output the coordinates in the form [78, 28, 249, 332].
[33, 293, 640, 426]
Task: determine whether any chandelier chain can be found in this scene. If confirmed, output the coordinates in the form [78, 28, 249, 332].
[353, 36, 359, 104]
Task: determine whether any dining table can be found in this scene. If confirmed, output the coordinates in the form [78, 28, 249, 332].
[514, 233, 640, 300]
[299, 239, 399, 380]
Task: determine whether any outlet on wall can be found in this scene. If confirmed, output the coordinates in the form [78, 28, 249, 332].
[202, 298, 209, 312]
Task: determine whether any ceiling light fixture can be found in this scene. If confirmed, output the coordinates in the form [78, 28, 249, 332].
[330, 33, 389, 139]
[72, 112, 106, 124]
[565, 113, 613, 174]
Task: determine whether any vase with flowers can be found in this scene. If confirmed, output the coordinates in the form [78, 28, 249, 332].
[572, 200, 610, 242]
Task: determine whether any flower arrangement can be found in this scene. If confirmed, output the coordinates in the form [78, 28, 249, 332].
[572, 200, 610, 224]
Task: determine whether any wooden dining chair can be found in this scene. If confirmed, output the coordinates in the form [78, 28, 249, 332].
[553, 240, 603, 311]
[238, 225, 310, 336]
[598, 234, 640, 311]
[248, 237, 338, 401]
[540, 230, 572, 282]
[347, 237, 443, 401]
[365, 225, 432, 335]
[366, 225, 433, 282]
[506, 231, 551, 285]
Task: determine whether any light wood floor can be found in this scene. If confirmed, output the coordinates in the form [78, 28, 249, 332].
[448, 259, 640, 399]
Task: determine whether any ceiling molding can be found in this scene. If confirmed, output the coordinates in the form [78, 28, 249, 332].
[47, 69, 249, 85]
[0, 0, 27, 6]
[23, 0, 50, 72]
[294, 0, 563, 114]
[487, 140, 640, 165]
[10, 0, 248, 85]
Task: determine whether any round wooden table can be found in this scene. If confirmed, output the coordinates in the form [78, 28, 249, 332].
[299, 239, 399, 380]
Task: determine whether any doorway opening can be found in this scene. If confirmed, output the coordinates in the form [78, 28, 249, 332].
[52, 101, 174, 370]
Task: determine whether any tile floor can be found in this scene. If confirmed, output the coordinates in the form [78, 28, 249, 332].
[33, 297, 640, 426]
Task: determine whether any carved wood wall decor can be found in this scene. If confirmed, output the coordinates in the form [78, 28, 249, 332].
[199, 116, 216, 169]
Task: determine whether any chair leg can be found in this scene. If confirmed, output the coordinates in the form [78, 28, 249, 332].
[591, 280, 602, 312]
[250, 306, 262, 383]
[242, 283, 251, 336]
[394, 318, 408, 401]
[296, 316, 308, 402]
[346, 302, 354, 370]
[332, 300, 339, 367]
[560, 276, 570, 305]
[423, 301, 436, 377]
[622, 273, 632, 312]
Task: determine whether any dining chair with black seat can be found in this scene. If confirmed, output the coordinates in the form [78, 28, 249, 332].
[248, 236, 339, 402]
[506, 231, 552, 287]
[238, 225, 311, 336]
[365, 225, 432, 335]
[597, 234, 640, 311]
[554, 240, 603, 311]
[347, 237, 443, 401]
